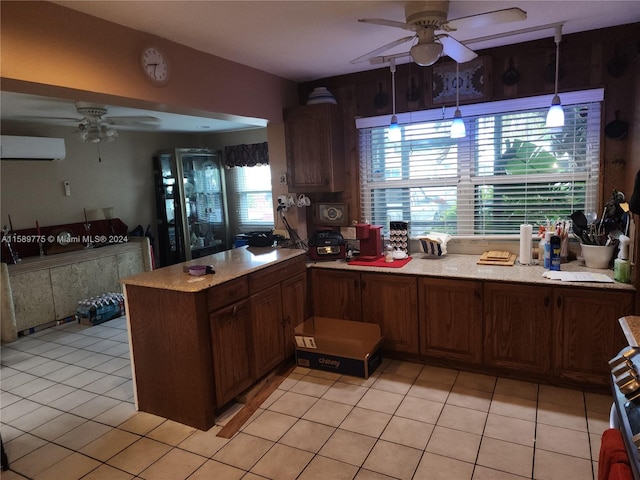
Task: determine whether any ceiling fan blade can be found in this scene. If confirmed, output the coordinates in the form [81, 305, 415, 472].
[439, 35, 478, 63]
[358, 18, 421, 32]
[350, 35, 415, 64]
[104, 116, 161, 127]
[14, 115, 84, 125]
[445, 7, 527, 32]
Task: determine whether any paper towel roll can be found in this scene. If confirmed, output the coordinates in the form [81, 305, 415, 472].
[519, 224, 533, 265]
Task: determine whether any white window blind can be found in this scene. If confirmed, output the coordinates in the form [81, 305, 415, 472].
[227, 164, 275, 231]
[358, 89, 603, 237]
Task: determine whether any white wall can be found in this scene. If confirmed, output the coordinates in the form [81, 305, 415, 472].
[1, 123, 194, 234]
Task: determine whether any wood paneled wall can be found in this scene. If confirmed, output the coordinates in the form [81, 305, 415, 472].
[299, 23, 640, 232]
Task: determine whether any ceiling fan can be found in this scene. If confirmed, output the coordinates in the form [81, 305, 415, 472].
[351, 1, 527, 66]
[19, 101, 161, 143]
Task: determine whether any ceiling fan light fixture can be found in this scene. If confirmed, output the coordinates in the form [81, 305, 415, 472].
[410, 42, 443, 66]
[79, 122, 118, 143]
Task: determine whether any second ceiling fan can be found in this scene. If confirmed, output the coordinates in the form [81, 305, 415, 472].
[351, 1, 527, 66]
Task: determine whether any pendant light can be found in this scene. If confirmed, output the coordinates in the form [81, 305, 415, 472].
[450, 62, 466, 138]
[545, 25, 565, 128]
[388, 59, 401, 142]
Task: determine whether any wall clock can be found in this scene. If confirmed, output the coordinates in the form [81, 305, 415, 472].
[141, 46, 170, 85]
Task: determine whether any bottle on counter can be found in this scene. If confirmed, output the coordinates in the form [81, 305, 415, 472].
[614, 235, 631, 283]
[543, 231, 553, 269]
[550, 235, 561, 271]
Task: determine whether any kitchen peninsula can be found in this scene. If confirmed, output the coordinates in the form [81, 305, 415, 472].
[121, 246, 307, 430]
[123, 246, 635, 430]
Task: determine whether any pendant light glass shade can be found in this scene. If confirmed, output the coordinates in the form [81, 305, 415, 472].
[388, 59, 401, 142]
[388, 114, 401, 141]
[450, 62, 466, 138]
[545, 95, 565, 127]
[450, 109, 466, 138]
[545, 25, 564, 128]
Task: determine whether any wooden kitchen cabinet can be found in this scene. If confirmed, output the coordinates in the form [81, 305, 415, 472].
[362, 273, 419, 354]
[419, 277, 483, 364]
[283, 103, 344, 192]
[251, 284, 285, 379]
[311, 269, 361, 320]
[282, 272, 308, 357]
[553, 287, 633, 386]
[483, 282, 553, 375]
[210, 298, 254, 407]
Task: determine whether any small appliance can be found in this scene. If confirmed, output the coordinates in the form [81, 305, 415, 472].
[355, 223, 383, 261]
[308, 230, 346, 261]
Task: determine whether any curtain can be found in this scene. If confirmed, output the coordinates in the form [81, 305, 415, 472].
[224, 142, 269, 168]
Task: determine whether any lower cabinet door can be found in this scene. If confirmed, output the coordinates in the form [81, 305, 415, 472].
[311, 269, 361, 320]
[282, 272, 308, 357]
[419, 277, 483, 364]
[210, 299, 253, 407]
[483, 282, 552, 374]
[361, 273, 419, 354]
[554, 287, 633, 386]
[251, 284, 285, 378]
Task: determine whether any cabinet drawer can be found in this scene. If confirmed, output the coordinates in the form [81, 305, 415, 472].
[206, 277, 249, 312]
[249, 257, 305, 293]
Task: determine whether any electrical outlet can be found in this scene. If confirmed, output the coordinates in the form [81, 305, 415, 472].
[63, 180, 71, 196]
[279, 172, 287, 186]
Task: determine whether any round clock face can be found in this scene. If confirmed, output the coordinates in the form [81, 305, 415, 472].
[141, 47, 170, 85]
[56, 230, 73, 246]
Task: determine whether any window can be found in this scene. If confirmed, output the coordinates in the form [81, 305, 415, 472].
[227, 164, 274, 231]
[357, 89, 603, 237]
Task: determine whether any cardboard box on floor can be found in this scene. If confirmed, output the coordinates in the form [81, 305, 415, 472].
[294, 317, 383, 378]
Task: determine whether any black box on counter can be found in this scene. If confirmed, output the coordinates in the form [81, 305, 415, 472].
[293, 317, 383, 378]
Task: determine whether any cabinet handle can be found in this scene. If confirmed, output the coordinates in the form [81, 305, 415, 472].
[282, 315, 291, 327]
[556, 296, 562, 308]
[232, 305, 238, 316]
[361, 280, 366, 289]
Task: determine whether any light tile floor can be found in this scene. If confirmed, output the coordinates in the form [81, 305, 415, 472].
[0, 317, 612, 480]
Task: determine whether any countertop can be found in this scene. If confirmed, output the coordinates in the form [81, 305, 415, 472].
[5, 239, 146, 275]
[619, 316, 640, 346]
[309, 253, 636, 292]
[121, 246, 635, 294]
[121, 246, 307, 292]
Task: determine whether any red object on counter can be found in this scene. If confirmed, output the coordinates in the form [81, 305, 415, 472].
[598, 428, 632, 480]
[348, 256, 413, 268]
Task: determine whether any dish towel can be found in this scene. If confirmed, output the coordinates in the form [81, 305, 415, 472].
[598, 428, 633, 480]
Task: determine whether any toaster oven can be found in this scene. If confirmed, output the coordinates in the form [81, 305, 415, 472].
[308, 230, 346, 261]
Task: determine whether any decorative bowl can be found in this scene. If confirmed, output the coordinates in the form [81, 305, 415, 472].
[188, 265, 207, 276]
[306, 87, 337, 105]
[581, 244, 615, 269]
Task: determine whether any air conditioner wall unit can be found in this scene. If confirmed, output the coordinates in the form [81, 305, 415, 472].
[0, 135, 66, 161]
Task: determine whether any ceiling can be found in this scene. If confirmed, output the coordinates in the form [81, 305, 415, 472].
[3, 0, 639, 134]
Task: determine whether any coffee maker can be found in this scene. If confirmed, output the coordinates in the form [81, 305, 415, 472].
[355, 224, 383, 261]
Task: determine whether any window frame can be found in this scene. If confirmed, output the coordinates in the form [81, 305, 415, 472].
[356, 88, 604, 238]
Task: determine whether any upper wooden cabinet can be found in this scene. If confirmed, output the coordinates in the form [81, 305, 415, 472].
[283, 103, 345, 192]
